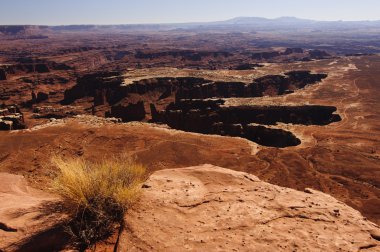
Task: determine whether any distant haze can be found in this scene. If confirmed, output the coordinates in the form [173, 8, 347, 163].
[1, 0, 380, 25]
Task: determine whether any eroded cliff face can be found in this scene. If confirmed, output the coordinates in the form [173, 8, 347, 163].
[105, 101, 146, 122]
[64, 71, 327, 105]
[63, 71, 123, 104]
[0, 59, 72, 78]
[250, 48, 330, 61]
[62, 70, 337, 147]
[0, 104, 26, 130]
[135, 50, 233, 61]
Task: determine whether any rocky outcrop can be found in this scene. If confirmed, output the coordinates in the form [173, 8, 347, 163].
[30, 91, 49, 104]
[32, 105, 79, 119]
[118, 165, 380, 251]
[64, 75, 208, 106]
[23, 91, 50, 108]
[135, 50, 232, 61]
[63, 71, 122, 104]
[283, 47, 304, 55]
[62, 71, 331, 147]
[309, 49, 331, 59]
[4, 63, 50, 74]
[176, 71, 327, 100]
[0, 104, 26, 130]
[0, 59, 72, 80]
[64, 71, 327, 107]
[3, 165, 379, 251]
[106, 101, 146, 122]
[249, 71, 327, 97]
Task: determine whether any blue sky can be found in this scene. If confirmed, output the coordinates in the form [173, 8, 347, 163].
[0, 0, 379, 25]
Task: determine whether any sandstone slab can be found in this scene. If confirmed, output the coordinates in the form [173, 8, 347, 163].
[119, 165, 380, 251]
[0, 173, 67, 251]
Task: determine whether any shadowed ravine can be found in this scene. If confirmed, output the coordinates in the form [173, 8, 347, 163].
[151, 99, 341, 148]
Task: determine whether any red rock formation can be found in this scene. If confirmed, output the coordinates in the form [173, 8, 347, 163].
[63, 71, 122, 104]
[106, 101, 146, 122]
[283, 47, 304, 55]
[32, 105, 79, 119]
[118, 165, 380, 251]
[135, 50, 232, 61]
[64, 71, 327, 109]
[0, 104, 26, 130]
[309, 49, 331, 59]
[61, 71, 331, 147]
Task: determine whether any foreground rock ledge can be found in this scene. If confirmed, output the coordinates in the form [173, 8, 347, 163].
[119, 165, 380, 251]
[0, 173, 66, 251]
[1, 166, 380, 251]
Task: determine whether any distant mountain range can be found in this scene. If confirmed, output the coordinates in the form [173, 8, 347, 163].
[223, 16, 380, 24]
[1, 17, 380, 35]
[197, 17, 380, 34]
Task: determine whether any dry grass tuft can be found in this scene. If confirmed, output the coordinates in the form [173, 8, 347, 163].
[51, 155, 147, 249]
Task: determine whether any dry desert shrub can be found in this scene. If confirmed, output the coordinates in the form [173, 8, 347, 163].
[51, 155, 147, 249]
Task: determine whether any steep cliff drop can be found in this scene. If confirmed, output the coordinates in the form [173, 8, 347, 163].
[62, 70, 340, 147]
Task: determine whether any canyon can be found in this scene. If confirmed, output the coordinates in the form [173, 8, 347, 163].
[0, 22, 380, 251]
[59, 70, 339, 147]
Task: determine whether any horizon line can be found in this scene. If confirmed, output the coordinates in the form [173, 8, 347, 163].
[1, 16, 380, 27]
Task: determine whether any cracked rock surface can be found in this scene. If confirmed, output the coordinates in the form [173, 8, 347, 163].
[119, 165, 380, 251]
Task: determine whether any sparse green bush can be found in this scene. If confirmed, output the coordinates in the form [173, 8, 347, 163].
[51, 155, 147, 249]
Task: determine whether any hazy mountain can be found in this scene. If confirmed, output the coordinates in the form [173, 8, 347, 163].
[1, 17, 380, 35]
[216, 16, 380, 31]
[222, 16, 316, 25]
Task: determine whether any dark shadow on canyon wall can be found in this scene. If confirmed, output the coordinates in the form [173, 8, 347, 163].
[150, 99, 340, 148]
[61, 70, 341, 147]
